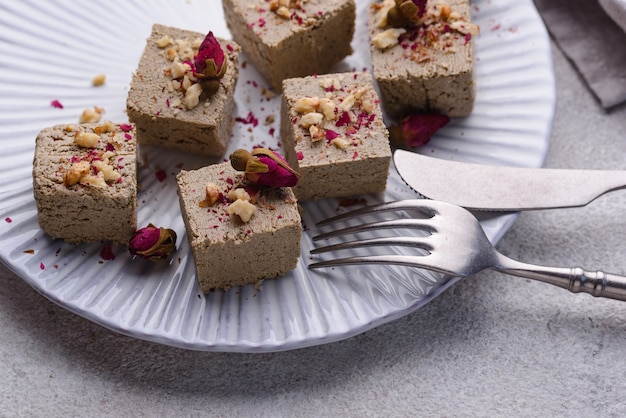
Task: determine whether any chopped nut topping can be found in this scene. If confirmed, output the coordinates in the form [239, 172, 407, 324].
[275, 6, 291, 18]
[360, 98, 374, 113]
[318, 98, 336, 120]
[338, 94, 357, 113]
[298, 112, 324, 128]
[74, 132, 100, 148]
[293, 77, 378, 153]
[92, 74, 106, 87]
[94, 120, 116, 134]
[92, 160, 121, 183]
[440, 4, 452, 20]
[171, 61, 191, 79]
[228, 199, 256, 223]
[79, 174, 107, 188]
[166, 47, 177, 61]
[309, 125, 325, 142]
[372, 0, 480, 53]
[294, 97, 320, 114]
[320, 77, 341, 91]
[183, 83, 203, 109]
[372, 28, 406, 50]
[331, 138, 349, 149]
[156, 35, 173, 48]
[64, 130, 126, 188]
[261, 88, 277, 99]
[79, 107, 104, 124]
[228, 187, 251, 202]
[191, 37, 203, 49]
[200, 182, 221, 207]
[64, 161, 90, 186]
[449, 20, 480, 35]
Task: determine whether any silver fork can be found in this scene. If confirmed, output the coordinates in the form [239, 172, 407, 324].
[309, 199, 626, 301]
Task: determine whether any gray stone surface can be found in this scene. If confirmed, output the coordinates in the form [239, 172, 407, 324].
[2, 43, 625, 417]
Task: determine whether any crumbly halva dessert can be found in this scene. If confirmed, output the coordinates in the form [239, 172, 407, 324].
[33, 122, 137, 244]
[281, 72, 392, 200]
[368, 0, 479, 118]
[176, 162, 302, 293]
[126, 24, 241, 156]
[222, 0, 356, 92]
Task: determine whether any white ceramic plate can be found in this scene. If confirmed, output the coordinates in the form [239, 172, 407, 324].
[0, 0, 554, 352]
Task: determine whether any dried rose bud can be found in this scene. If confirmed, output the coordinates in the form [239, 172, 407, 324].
[193, 31, 228, 98]
[388, 0, 427, 27]
[390, 113, 450, 147]
[129, 224, 177, 261]
[230, 148, 300, 188]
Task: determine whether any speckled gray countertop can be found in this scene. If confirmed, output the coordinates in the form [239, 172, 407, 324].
[1, 43, 625, 417]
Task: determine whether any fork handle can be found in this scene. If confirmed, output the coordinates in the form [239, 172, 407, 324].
[499, 266, 626, 301]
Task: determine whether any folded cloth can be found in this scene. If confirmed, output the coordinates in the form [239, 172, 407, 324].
[599, 0, 626, 32]
[534, 0, 626, 109]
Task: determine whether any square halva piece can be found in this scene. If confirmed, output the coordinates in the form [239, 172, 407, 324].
[368, 0, 479, 119]
[223, 0, 355, 92]
[127, 24, 240, 157]
[281, 72, 392, 201]
[33, 122, 137, 244]
[176, 162, 302, 293]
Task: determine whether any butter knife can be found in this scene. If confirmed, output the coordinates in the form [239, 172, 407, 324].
[394, 149, 626, 211]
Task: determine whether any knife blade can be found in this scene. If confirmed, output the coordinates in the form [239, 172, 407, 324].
[393, 149, 626, 211]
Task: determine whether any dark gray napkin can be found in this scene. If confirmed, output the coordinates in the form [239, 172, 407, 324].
[534, 0, 626, 109]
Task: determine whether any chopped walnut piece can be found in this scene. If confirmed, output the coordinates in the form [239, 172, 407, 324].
[309, 125, 325, 141]
[339, 94, 357, 112]
[440, 3, 452, 20]
[228, 187, 251, 202]
[156, 35, 173, 48]
[275, 6, 291, 19]
[227, 198, 256, 222]
[80, 174, 107, 188]
[294, 97, 320, 114]
[261, 88, 277, 99]
[92, 160, 121, 183]
[191, 37, 203, 49]
[320, 77, 341, 91]
[166, 47, 177, 61]
[79, 107, 104, 123]
[318, 98, 336, 120]
[331, 138, 349, 149]
[92, 74, 106, 87]
[360, 98, 374, 113]
[183, 83, 203, 109]
[171, 61, 188, 79]
[372, 28, 406, 50]
[64, 161, 90, 186]
[449, 20, 480, 35]
[298, 112, 323, 128]
[74, 132, 100, 148]
[199, 182, 221, 207]
[94, 120, 116, 134]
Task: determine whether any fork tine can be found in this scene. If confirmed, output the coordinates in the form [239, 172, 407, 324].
[313, 218, 435, 241]
[310, 236, 432, 254]
[309, 255, 420, 269]
[309, 254, 456, 276]
[316, 199, 435, 227]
